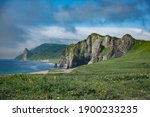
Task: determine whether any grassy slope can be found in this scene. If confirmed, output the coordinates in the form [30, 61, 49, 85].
[0, 40, 150, 100]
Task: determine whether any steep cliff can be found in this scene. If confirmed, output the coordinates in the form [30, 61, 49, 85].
[59, 33, 135, 68]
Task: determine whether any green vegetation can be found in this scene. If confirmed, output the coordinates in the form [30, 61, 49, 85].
[66, 44, 76, 53]
[91, 33, 104, 37]
[0, 41, 150, 100]
[101, 47, 112, 56]
[16, 44, 67, 63]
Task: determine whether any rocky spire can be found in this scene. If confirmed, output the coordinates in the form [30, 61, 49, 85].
[22, 48, 29, 61]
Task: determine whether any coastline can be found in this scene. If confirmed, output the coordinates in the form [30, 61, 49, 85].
[0, 59, 55, 75]
[29, 61, 55, 74]
[28, 61, 55, 74]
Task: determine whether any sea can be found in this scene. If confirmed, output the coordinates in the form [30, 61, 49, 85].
[0, 59, 54, 74]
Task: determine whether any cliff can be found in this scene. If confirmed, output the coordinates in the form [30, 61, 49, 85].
[59, 33, 135, 68]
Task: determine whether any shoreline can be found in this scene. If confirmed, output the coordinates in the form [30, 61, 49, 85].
[29, 70, 49, 74]
[29, 62, 54, 74]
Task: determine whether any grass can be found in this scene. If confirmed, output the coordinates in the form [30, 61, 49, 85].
[0, 40, 150, 100]
[101, 47, 112, 56]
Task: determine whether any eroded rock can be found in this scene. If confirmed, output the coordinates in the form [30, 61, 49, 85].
[59, 33, 135, 68]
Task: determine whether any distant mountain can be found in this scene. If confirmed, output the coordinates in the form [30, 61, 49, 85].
[59, 33, 148, 68]
[15, 43, 68, 62]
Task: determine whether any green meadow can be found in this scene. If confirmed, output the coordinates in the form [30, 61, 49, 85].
[0, 40, 150, 100]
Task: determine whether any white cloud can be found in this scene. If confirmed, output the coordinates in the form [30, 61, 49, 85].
[2, 26, 150, 59]
[22, 26, 150, 50]
[19, 26, 82, 50]
[18, 26, 150, 52]
[76, 27, 150, 40]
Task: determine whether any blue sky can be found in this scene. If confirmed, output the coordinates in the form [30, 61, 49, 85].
[0, 0, 150, 58]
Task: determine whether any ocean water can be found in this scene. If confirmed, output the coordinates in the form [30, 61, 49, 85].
[0, 59, 54, 74]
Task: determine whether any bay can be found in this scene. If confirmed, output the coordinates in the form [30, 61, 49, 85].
[0, 59, 54, 74]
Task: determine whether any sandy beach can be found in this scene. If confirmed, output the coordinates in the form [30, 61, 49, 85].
[30, 70, 49, 74]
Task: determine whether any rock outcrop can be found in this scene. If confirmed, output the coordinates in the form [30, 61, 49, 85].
[22, 48, 30, 61]
[59, 33, 135, 68]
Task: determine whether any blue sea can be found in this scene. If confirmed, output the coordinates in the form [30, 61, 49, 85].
[0, 59, 54, 74]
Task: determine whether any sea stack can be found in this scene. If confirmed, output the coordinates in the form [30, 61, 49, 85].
[22, 48, 29, 61]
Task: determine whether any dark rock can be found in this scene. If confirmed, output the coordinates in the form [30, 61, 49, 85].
[54, 63, 58, 68]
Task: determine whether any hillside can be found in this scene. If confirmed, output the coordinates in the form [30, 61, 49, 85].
[0, 35, 150, 100]
[15, 43, 67, 62]
[73, 40, 150, 74]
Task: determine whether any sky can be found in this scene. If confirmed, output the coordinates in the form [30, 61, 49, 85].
[0, 0, 150, 59]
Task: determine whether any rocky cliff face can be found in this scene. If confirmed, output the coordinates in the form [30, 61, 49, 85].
[59, 33, 135, 68]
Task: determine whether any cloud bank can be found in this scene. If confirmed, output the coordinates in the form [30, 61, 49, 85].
[19, 26, 150, 52]
[0, 0, 150, 58]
